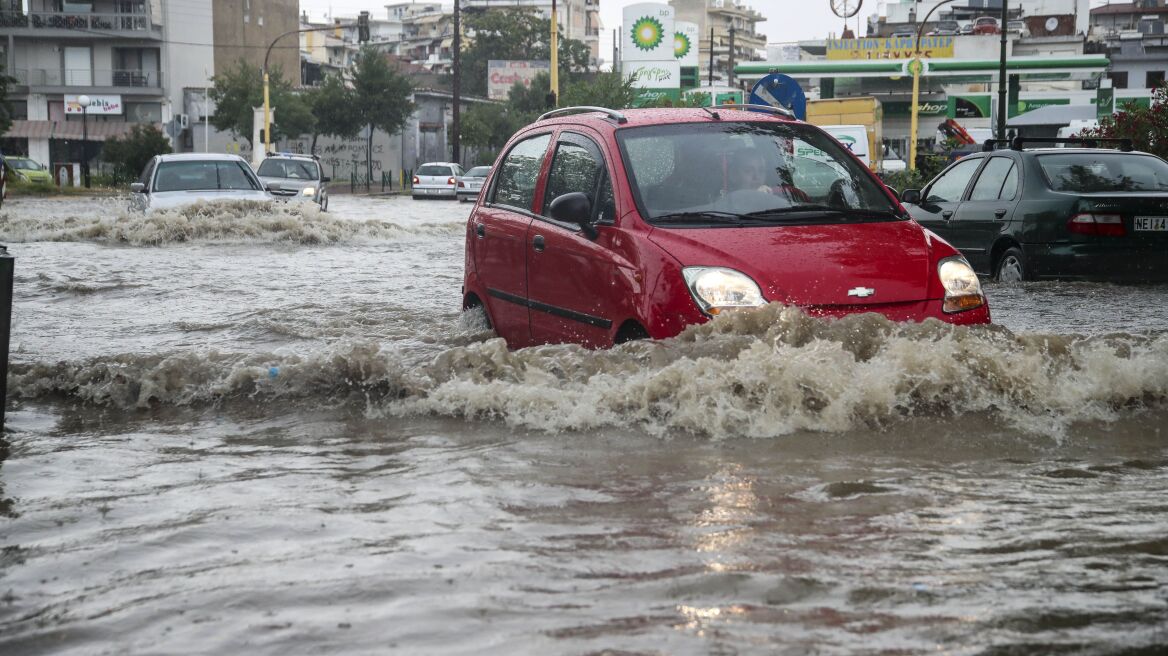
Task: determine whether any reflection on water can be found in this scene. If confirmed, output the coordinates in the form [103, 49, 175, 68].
[1, 196, 1167, 654]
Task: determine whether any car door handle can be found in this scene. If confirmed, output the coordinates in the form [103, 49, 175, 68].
[532, 234, 545, 252]
[474, 223, 485, 238]
[994, 208, 1008, 218]
[941, 210, 954, 220]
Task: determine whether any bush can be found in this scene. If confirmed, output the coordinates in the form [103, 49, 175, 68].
[1079, 83, 1167, 159]
[102, 124, 171, 180]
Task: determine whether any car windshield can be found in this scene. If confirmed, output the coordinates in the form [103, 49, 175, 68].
[616, 120, 899, 223]
[1038, 153, 1168, 193]
[153, 160, 262, 192]
[10, 159, 41, 170]
[418, 165, 452, 176]
[257, 159, 319, 180]
[465, 166, 491, 178]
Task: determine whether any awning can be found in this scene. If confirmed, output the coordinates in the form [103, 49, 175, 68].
[1006, 104, 1096, 127]
[3, 119, 153, 142]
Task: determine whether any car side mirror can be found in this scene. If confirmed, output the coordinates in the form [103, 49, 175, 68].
[548, 192, 596, 238]
[900, 188, 922, 204]
[320, 176, 330, 183]
[130, 182, 145, 193]
[266, 182, 281, 192]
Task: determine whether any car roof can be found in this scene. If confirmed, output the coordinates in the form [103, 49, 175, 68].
[529, 107, 795, 131]
[419, 161, 458, 167]
[262, 153, 317, 161]
[156, 153, 249, 163]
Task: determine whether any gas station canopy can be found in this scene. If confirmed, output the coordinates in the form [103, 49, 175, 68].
[735, 55, 1109, 82]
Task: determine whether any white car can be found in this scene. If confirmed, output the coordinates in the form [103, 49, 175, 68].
[456, 165, 491, 203]
[411, 161, 463, 199]
[130, 153, 271, 211]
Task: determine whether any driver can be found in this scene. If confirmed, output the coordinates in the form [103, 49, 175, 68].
[731, 149, 810, 203]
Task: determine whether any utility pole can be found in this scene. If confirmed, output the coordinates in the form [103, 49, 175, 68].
[612, 28, 618, 74]
[997, 0, 1009, 139]
[727, 26, 735, 89]
[708, 27, 714, 85]
[549, 0, 559, 107]
[451, 0, 461, 165]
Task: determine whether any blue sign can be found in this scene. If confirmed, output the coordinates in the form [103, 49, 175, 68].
[749, 73, 807, 120]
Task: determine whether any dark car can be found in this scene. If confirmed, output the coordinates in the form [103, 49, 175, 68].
[462, 105, 989, 350]
[900, 139, 1168, 282]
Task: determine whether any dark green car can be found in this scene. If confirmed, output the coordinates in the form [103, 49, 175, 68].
[900, 144, 1168, 282]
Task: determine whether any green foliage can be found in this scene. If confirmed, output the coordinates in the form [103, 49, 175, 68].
[351, 47, 415, 137]
[101, 124, 172, 180]
[641, 92, 712, 108]
[461, 8, 591, 98]
[560, 73, 640, 110]
[209, 60, 314, 146]
[304, 74, 362, 154]
[0, 63, 15, 137]
[881, 150, 949, 194]
[1079, 83, 1168, 160]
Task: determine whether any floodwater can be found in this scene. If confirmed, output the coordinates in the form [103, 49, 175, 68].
[1, 196, 1166, 655]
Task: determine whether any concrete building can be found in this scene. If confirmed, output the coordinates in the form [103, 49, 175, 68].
[463, 0, 602, 67]
[1088, 1, 1167, 100]
[878, 0, 1091, 36]
[211, 0, 297, 78]
[669, 0, 767, 85]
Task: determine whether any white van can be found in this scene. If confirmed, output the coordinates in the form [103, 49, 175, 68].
[818, 125, 873, 169]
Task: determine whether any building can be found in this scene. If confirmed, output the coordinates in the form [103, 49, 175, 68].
[669, 0, 767, 85]
[1088, 1, 1167, 100]
[878, 0, 1091, 37]
[463, 0, 602, 67]
[211, 0, 297, 77]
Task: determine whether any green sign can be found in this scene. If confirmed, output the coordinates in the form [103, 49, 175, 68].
[633, 88, 681, 107]
[948, 95, 992, 119]
[1096, 86, 1114, 120]
[1009, 98, 1069, 117]
[884, 100, 946, 117]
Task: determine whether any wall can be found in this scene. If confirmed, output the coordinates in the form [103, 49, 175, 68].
[163, 0, 214, 126]
[212, 0, 298, 78]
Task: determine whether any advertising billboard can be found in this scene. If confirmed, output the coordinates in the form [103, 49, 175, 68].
[826, 36, 954, 60]
[674, 20, 699, 67]
[64, 94, 123, 115]
[622, 3, 675, 63]
[487, 60, 550, 101]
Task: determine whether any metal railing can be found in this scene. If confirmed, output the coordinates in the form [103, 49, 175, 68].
[0, 10, 150, 32]
[14, 68, 163, 88]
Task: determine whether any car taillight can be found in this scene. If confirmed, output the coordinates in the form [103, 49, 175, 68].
[458, 181, 465, 188]
[1068, 213, 1125, 237]
[448, 176, 456, 185]
[411, 175, 419, 185]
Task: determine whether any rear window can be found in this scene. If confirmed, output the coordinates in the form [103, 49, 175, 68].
[153, 160, 261, 192]
[465, 166, 491, 178]
[418, 165, 452, 176]
[1038, 153, 1168, 193]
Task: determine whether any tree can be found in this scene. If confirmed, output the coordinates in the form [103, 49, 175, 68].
[209, 59, 315, 148]
[559, 73, 640, 110]
[0, 63, 15, 138]
[305, 74, 361, 155]
[461, 7, 591, 99]
[1079, 83, 1168, 160]
[101, 124, 172, 181]
[351, 47, 415, 182]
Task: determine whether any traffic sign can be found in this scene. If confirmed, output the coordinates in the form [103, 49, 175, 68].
[748, 73, 807, 120]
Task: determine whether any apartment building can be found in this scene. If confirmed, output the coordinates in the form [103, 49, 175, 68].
[463, 0, 602, 67]
[669, 0, 766, 85]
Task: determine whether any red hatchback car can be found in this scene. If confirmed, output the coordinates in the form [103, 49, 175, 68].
[462, 106, 990, 349]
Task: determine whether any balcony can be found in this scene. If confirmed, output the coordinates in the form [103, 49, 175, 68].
[14, 68, 163, 90]
[0, 10, 158, 37]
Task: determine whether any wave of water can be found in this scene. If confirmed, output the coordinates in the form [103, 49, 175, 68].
[10, 305, 1168, 438]
[0, 200, 461, 245]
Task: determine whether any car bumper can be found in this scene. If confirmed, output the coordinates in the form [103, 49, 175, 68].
[413, 186, 456, 197]
[1030, 243, 1168, 282]
[801, 298, 991, 325]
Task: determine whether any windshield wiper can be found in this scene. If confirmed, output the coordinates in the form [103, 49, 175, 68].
[651, 210, 745, 224]
[740, 205, 901, 221]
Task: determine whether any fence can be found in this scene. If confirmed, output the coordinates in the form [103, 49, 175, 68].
[348, 169, 414, 193]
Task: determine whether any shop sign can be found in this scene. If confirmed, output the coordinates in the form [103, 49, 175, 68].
[487, 60, 550, 101]
[826, 36, 954, 60]
[948, 95, 992, 119]
[883, 100, 947, 117]
[64, 94, 122, 115]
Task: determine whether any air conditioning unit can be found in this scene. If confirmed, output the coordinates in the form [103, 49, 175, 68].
[176, 113, 189, 129]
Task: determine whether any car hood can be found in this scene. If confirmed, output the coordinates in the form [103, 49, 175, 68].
[17, 170, 52, 181]
[648, 219, 945, 306]
[258, 176, 317, 191]
[144, 190, 272, 210]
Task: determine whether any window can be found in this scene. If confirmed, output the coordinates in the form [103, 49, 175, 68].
[968, 158, 1016, 201]
[491, 133, 551, 210]
[597, 174, 615, 224]
[1108, 71, 1128, 89]
[542, 139, 603, 215]
[258, 159, 319, 180]
[999, 162, 1019, 200]
[1038, 153, 1168, 192]
[1146, 71, 1165, 89]
[925, 158, 982, 203]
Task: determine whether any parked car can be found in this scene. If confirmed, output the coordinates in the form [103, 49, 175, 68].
[899, 140, 1168, 282]
[457, 165, 492, 203]
[1006, 20, 1030, 37]
[890, 29, 916, 38]
[463, 106, 990, 349]
[972, 16, 1000, 35]
[130, 153, 272, 212]
[5, 156, 53, 184]
[256, 153, 329, 211]
[928, 20, 960, 36]
[412, 162, 464, 199]
[959, 22, 975, 35]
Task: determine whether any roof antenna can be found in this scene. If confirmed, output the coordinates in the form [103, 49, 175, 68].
[701, 106, 721, 120]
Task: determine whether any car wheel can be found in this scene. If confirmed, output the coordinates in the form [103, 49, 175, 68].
[995, 246, 1030, 283]
[321, 197, 328, 212]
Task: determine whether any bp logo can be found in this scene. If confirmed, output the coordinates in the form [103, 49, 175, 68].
[674, 31, 691, 58]
[631, 16, 664, 51]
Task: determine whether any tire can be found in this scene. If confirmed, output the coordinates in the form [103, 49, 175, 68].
[320, 197, 328, 212]
[995, 246, 1030, 283]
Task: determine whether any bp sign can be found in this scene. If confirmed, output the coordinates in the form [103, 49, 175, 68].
[748, 73, 807, 120]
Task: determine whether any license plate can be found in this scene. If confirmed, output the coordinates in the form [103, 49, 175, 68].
[1134, 216, 1167, 231]
[424, 189, 437, 195]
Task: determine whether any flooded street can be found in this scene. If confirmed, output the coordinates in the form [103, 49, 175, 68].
[1, 195, 1167, 654]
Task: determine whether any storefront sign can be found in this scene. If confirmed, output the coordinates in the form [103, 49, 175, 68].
[1009, 98, 1069, 117]
[883, 100, 947, 117]
[826, 36, 954, 60]
[64, 94, 122, 115]
[626, 61, 681, 89]
[948, 95, 992, 119]
[486, 60, 550, 101]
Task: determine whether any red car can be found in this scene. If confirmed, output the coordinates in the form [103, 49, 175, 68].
[462, 106, 990, 349]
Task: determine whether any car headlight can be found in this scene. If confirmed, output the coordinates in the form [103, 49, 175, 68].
[938, 256, 985, 313]
[302, 187, 316, 196]
[682, 267, 766, 315]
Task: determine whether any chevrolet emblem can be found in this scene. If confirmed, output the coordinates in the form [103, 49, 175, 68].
[847, 287, 876, 298]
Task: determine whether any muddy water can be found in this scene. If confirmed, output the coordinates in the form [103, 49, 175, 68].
[1, 196, 1166, 654]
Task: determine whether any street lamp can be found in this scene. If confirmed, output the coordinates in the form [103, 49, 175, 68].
[78, 94, 91, 188]
[908, 0, 958, 172]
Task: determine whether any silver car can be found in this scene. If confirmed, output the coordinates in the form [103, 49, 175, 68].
[456, 165, 491, 203]
[130, 153, 271, 211]
[412, 162, 463, 199]
[256, 153, 330, 211]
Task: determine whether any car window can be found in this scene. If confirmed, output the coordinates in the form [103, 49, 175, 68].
[466, 166, 491, 178]
[968, 157, 1015, 201]
[152, 160, 261, 192]
[417, 165, 451, 176]
[491, 133, 551, 211]
[999, 161, 1019, 200]
[597, 174, 616, 224]
[139, 158, 156, 186]
[542, 139, 603, 216]
[1037, 153, 1168, 192]
[257, 159, 319, 180]
[926, 158, 982, 203]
